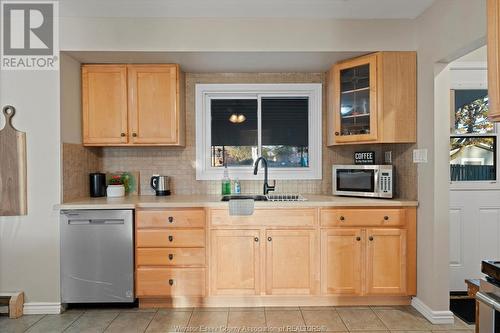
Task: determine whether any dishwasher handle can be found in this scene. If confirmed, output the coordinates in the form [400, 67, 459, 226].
[68, 219, 125, 225]
[476, 291, 500, 312]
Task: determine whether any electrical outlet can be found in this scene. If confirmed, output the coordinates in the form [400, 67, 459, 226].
[384, 151, 392, 164]
[413, 149, 428, 163]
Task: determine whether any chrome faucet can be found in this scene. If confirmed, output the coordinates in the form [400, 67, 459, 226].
[253, 157, 276, 195]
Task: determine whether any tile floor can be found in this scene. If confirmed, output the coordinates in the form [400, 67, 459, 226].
[0, 306, 475, 333]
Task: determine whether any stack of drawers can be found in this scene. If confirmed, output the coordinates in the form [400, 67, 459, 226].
[135, 208, 206, 298]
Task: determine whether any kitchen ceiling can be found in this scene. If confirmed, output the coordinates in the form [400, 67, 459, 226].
[64, 51, 367, 72]
[59, 0, 435, 19]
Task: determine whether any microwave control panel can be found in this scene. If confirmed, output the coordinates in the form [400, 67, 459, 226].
[380, 172, 392, 194]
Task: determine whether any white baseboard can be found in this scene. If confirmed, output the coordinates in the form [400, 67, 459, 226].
[23, 302, 62, 315]
[411, 297, 454, 324]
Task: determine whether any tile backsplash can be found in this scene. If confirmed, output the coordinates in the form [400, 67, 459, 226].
[62, 143, 102, 201]
[62, 72, 417, 201]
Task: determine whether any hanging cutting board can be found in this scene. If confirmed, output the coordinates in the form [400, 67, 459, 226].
[0, 106, 27, 216]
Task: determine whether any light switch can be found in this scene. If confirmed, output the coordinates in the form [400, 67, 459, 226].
[384, 151, 392, 164]
[413, 149, 428, 163]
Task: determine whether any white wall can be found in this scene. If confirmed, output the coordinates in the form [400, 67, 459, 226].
[414, 0, 487, 313]
[59, 17, 417, 52]
[60, 53, 82, 144]
[0, 70, 61, 303]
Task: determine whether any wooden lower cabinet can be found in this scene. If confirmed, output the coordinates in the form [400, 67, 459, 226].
[366, 228, 407, 295]
[210, 229, 261, 295]
[136, 268, 205, 297]
[265, 229, 317, 295]
[321, 228, 362, 295]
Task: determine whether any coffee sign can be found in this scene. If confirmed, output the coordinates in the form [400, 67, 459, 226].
[354, 151, 375, 165]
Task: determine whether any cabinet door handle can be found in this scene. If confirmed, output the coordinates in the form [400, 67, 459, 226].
[383, 216, 389, 221]
[132, 133, 137, 137]
[168, 216, 174, 223]
[356, 236, 361, 241]
[168, 235, 174, 242]
[168, 279, 174, 286]
[254, 237, 259, 242]
[267, 237, 272, 242]
[369, 236, 374, 241]
[335, 132, 339, 136]
[339, 216, 345, 221]
[168, 254, 174, 260]
[120, 132, 126, 137]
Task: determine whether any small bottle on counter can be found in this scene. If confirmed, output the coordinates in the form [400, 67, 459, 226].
[233, 178, 241, 194]
[221, 166, 231, 195]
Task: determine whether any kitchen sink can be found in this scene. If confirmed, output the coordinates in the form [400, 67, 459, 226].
[221, 195, 268, 201]
[220, 194, 307, 202]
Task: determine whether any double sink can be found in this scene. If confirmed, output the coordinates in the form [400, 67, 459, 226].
[221, 194, 306, 202]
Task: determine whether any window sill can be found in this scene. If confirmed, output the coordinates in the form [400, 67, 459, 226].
[449, 181, 500, 191]
[196, 167, 322, 181]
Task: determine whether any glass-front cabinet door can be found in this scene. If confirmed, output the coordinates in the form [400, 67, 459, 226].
[334, 54, 378, 143]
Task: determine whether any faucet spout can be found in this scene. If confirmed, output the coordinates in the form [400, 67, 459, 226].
[253, 156, 276, 195]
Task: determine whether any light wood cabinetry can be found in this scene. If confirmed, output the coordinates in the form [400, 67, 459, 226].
[488, 0, 500, 121]
[135, 208, 206, 302]
[321, 228, 362, 295]
[210, 229, 262, 295]
[365, 228, 407, 295]
[135, 206, 416, 308]
[320, 208, 415, 297]
[327, 52, 416, 145]
[82, 65, 128, 145]
[82, 64, 185, 146]
[265, 229, 317, 295]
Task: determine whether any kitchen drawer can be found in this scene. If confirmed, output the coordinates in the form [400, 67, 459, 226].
[136, 209, 205, 229]
[136, 248, 206, 267]
[136, 268, 205, 297]
[211, 209, 316, 227]
[320, 209, 405, 227]
[137, 229, 205, 248]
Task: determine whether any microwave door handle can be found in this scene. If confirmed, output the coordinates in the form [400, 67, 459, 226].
[374, 169, 380, 194]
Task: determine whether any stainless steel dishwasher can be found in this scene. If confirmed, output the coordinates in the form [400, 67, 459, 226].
[60, 210, 134, 303]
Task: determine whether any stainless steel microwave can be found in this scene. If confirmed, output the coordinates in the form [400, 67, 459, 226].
[332, 165, 394, 198]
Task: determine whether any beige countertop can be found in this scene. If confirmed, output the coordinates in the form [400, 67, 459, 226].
[56, 194, 418, 210]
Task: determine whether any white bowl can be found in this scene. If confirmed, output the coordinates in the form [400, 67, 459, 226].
[107, 185, 125, 197]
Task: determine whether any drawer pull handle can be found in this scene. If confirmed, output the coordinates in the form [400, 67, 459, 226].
[369, 236, 374, 241]
[356, 236, 361, 241]
[254, 237, 259, 242]
[168, 254, 174, 260]
[168, 216, 174, 223]
[169, 279, 174, 286]
[120, 132, 126, 137]
[383, 216, 389, 221]
[267, 237, 272, 242]
[339, 216, 345, 221]
[335, 132, 339, 136]
[168, 235, 174, 242]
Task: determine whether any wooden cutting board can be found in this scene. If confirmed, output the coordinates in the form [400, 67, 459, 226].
[0, 106, 27, 216]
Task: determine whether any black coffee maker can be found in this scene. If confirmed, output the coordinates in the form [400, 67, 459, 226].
[89, 173, 106, 197]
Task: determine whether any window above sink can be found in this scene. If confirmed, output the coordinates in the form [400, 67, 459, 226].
[195, 83, 322, 180]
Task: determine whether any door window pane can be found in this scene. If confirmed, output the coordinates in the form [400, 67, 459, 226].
[261, 97, 309, 167]
[450, 136, 496, 181]
[211, 99, 258, 167]
[452, 90, 492, 134]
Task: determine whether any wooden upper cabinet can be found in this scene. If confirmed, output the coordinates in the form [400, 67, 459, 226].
[82, 65, 128, 145]
[365, 228, 407, 295]
[210, 229, 262, 295]
[488, 0, 500, 121]
[128, 65, 183, 145]
[82, 64, 185, 146]
[327, 52, 416, 145]
[321, 228, 362, 295]
[265, 229, 317, 295]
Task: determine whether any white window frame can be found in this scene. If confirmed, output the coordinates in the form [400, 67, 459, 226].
[195, 83, 322, 180]
[449, 63, 500, 190]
